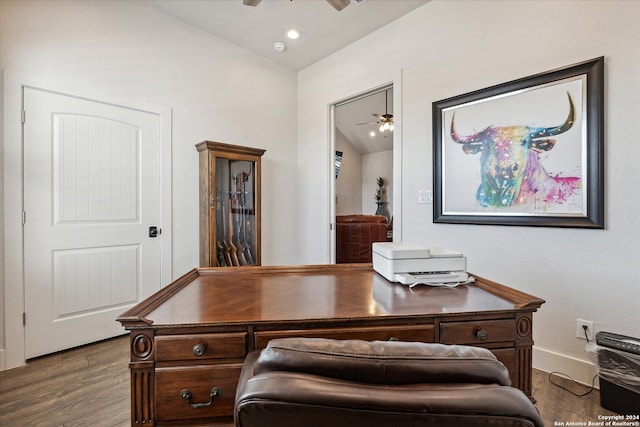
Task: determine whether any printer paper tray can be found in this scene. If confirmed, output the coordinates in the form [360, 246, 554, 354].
[393, 271, 470, 286]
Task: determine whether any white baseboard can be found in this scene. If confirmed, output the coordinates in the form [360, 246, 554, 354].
[533, 346, 599, 388]
[0, 349, 6, 371]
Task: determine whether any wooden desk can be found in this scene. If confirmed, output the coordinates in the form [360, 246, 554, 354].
[118, 264, 544, 426]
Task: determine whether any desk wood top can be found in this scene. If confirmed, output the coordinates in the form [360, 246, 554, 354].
[117, 264, 544, 329]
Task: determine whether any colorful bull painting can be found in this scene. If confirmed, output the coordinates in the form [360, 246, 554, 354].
[450, 93, 580, 208]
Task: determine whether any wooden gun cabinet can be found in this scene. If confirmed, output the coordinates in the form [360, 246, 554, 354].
[196, 141, 265, 267]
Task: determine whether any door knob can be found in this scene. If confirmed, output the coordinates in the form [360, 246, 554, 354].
[149, 226, 160, 238]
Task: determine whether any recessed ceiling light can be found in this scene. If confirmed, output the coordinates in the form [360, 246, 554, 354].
[273, 41, 286, 52]
[369, 131, 376, 137]
[286, 29, 301, 40]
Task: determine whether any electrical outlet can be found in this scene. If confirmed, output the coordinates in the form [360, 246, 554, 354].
[576, 319, 594, 341]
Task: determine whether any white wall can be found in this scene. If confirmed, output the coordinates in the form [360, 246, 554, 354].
[335, 134, 393, 218]
[362, 150, 393, 218]
[1, 0, 298, 369]
[335, 129, 362, 215]
[297, 0, 640, 383]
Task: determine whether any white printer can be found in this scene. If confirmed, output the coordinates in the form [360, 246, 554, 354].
[372, 242, 470, 286]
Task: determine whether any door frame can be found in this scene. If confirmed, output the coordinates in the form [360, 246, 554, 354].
[328, 76, 403, 262]
[2, 75, 172, 369]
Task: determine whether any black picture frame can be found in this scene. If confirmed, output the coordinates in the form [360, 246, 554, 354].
[433, 57, 604, 228]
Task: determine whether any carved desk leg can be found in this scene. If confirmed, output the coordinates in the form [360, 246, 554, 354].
[515, 312, 535, 403]
[130, 332, 155, 425]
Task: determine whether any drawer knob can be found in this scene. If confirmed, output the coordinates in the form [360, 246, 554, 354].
[180, 387, 222, 409]
[192, 343, 206, 356]
[476, 329, 489, 341]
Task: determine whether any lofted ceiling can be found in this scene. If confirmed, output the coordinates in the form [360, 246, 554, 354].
[150, 0, 422, 154]
[335, 88, 393, 154]
[151, 0, 429, 71]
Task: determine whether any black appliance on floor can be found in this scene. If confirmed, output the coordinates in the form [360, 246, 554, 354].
[595, 331, 640, 414]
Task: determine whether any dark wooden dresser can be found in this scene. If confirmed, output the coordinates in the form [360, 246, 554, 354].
[117, 264, 544, 426]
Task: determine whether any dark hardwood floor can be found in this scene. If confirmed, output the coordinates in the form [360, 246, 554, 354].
[532, 368, 618, 426]
[0, 335, 619, 426]
[0, 335, 131, 427]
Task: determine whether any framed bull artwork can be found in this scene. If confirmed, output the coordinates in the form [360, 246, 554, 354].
[433, 57, 604, 228]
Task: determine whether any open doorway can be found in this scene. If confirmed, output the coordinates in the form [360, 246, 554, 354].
[332, 84, 394, 263]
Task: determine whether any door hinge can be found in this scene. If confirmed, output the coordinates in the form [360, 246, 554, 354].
[21, 109, 26, 124]
[22, 210, 26, 225]
[23, 312, 26, 326]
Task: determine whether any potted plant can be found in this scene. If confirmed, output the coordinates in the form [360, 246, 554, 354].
[374, 177, 390, 223]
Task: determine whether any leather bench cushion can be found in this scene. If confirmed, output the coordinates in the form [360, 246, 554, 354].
[254, 338, 511, 386]
[236, 351, 542, 427]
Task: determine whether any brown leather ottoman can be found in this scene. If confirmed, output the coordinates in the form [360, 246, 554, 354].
[235, 338, 543, 427]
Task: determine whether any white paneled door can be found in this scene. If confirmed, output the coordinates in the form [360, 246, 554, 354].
[23, 87, 164, 358]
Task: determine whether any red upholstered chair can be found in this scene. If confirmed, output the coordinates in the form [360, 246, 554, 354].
[336, 215, 388, 263]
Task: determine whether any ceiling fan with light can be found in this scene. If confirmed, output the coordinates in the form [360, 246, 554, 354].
[358, 89, 394, 132]
[243, 0, 356, 12]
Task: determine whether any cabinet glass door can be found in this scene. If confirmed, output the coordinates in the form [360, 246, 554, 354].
[215, 158, 257, 266]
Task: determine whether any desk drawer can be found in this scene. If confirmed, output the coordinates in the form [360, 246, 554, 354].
[155, 364, 242, 421]
[155, 333, 247, 361]
[255, 325, 434, 350]
[440, 319, 515, 345]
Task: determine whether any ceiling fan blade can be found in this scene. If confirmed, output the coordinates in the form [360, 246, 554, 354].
[357, 121, 379, 125]
[372, 113, 385, 120]
[326, 0, 351, 11]
[243, 0, 262, 6]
